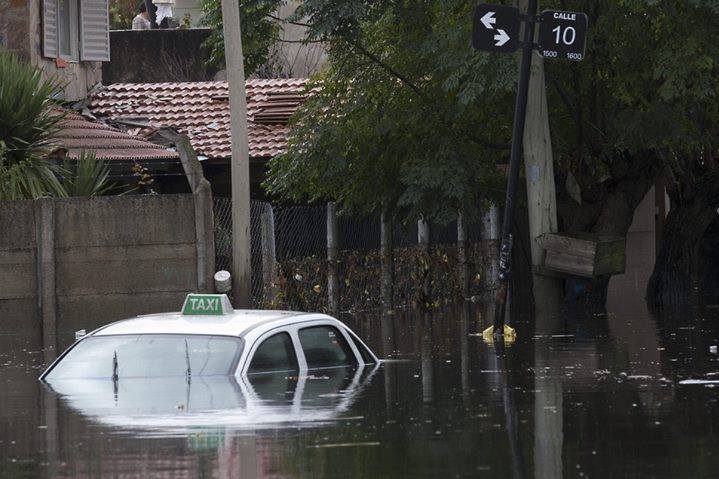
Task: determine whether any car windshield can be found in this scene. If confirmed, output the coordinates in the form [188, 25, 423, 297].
[43, 334, 244, 380]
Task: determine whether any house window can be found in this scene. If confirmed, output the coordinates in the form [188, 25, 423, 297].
[57, 0, 78, 59]
[43, 0, 110, 62]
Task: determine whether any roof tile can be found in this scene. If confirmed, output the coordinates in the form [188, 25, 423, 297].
[54, 111, 179, 162]
[88, 79, 310, 160]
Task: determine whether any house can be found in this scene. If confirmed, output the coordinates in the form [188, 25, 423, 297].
[0, 0, 110, 100]
[87, 78, 310, 197]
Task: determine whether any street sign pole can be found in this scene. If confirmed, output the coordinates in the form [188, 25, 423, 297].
[491, 0, 538, 339]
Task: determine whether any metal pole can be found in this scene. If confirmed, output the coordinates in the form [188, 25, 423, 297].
[221, 0, 252, 307]
[326, 202, 339, 315]
[492, 0, 538, 337]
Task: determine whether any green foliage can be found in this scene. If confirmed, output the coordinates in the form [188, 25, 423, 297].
[0, 47, 68, 200]
[266, 0, 515, 224]
[544, 0, 719, 164]
[0, 48, 64, 166]
[200, 0, 284, 73]
[267, 0, 719, 233]
[109, 0, 137, 30]
[58, 152, 116, 197]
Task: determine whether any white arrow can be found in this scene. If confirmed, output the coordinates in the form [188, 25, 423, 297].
[480, 11, 496, 29]
[494, 29, 510, 47]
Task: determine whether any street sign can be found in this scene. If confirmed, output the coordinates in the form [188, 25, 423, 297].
[538, 10, 588, 61]
[472, 4, 521, 53]
[468, 3, 589, 340]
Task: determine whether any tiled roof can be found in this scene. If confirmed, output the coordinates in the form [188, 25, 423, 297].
[88, 79, 310, 160]
[53, 111, 179, 161]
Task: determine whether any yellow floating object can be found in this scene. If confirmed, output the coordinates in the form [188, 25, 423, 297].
[481, 324, 517, 345]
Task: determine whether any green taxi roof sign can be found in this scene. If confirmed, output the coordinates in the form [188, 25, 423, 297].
[181, 294, 234, 316]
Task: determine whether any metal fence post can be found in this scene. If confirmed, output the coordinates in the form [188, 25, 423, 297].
[417, 218, 430, 250]
[260, 203, 278, 306]
[457, 212, 469, 301]
[483, 203, 501, 291]
[326, 202, 339, 315]
[380, 211, 395, 357]
[417, 217, 431, 308]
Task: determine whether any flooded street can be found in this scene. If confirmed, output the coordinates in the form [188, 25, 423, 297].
[3, 277, 719, 479]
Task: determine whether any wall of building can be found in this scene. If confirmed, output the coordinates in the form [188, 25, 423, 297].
[103, 28, 214, 83]
[0, 0, 32, 58]
[272, 0, 326, 77]
[0, 194, 215, 354]
[0, 0, 102, 100]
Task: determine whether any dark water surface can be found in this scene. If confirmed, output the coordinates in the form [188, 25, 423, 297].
[3, 281, 719, 478]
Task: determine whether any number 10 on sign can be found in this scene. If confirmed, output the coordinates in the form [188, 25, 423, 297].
[538, 10, 588, 61]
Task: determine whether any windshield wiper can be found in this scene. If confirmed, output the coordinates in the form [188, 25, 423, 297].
[112, 350, 119, 382]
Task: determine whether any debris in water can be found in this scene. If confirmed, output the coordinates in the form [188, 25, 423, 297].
[679, 379, 719, 385]
[310, 442, 380, 448]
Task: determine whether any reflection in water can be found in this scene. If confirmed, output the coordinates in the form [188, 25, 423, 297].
[420, 311, 434, 404]
[44, 366, 376, 432]
[494, 341, 526, 479]
[533, 341, 563, 479]
[3, 295, 719, 477]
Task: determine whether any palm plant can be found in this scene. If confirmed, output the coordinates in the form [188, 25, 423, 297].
[0, 47, 67, 200]
[58, 151, 116, 197]
[0, 48, 116, 199]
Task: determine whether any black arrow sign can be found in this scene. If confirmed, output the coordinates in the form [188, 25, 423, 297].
[472, 4, 521, 53]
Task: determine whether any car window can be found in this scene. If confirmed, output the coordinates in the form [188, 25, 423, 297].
[298, 326, 357, 369]
[346, 330, 376, 364]
[247, 332, 298, 375]
[44, 335, 243, 380]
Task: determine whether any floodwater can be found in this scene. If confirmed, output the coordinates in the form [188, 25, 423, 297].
[3, 246, 719, 477]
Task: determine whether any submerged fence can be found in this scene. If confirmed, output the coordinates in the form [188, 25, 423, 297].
[213, 198, 501, 313]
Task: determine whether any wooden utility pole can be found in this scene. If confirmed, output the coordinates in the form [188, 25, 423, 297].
[521, 0, 563, 324]
[221, 0, 252, 307]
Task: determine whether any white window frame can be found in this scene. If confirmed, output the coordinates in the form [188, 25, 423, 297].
[43, 0, 109, 62]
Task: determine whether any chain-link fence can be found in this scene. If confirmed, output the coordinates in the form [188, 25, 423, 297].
[213, 198, 496, 312]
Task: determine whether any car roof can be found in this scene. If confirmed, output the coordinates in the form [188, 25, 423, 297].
[91, 310, 318, 338]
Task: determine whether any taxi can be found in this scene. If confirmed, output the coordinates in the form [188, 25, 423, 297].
[40, 293, 378, 381]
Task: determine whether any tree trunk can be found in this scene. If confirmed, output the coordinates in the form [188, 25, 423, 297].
[647, 197, 718, 310]
[558, 152, 661, 308]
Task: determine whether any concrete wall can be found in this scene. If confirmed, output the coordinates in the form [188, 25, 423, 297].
[103, 28, 215, 83]
[0, 202, 41, 346]
[0, 0, 102, 101]
[0, 194, 215, 354]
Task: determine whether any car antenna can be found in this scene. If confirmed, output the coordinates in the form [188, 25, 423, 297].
[184, 339, 192, 380]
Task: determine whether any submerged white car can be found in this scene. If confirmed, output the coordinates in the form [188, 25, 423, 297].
[40, 294, 378, 381]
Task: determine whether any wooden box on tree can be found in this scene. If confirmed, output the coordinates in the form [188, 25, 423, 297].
[537, 233, 626, 278]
